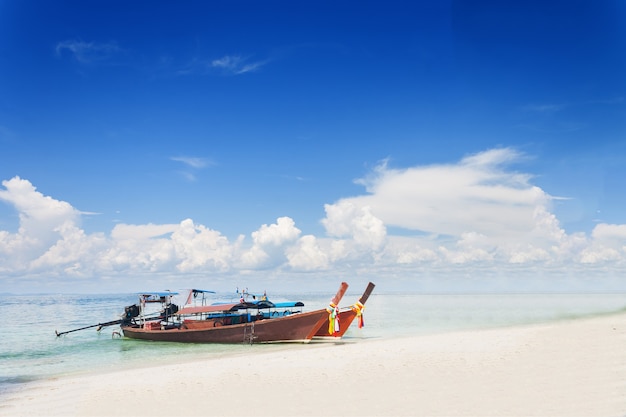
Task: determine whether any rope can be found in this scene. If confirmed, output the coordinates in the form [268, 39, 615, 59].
[326, 302, 340, 335]
[351, 301, 365, 328]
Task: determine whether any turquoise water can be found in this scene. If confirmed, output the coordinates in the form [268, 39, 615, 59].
[1, 291, 625, 394]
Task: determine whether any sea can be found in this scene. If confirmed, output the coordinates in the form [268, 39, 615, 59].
[1, 290, 625, 396]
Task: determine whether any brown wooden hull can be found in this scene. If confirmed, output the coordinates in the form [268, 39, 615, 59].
[315, 309, 357, 338]
[122, 308, 329, 344]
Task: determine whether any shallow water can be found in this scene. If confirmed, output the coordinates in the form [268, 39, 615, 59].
[1, 291, 624, 393]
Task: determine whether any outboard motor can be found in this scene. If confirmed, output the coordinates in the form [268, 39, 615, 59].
[122, 304, 140, 324]
[162, 303, 179, 316]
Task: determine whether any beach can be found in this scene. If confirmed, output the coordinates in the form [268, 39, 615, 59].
[2, 311, 625, 417]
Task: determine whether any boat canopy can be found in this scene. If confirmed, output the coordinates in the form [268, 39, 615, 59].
[272, 301, 305, 308]
[137, 292, 179, 303]
[137, 292, 179, 297]
[176, 303, 241, 315]
[230, 300, 303, 309]
[246, 300, 274, 309]
[176, 299, 302, 315]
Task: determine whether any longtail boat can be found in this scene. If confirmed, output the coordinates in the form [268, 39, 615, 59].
[120, 282, 348, 344]
[315, 282, 375, 338]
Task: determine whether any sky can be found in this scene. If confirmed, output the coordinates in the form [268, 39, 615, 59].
[1, 0, 625, 294]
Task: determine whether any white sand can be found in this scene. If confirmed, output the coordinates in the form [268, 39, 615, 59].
[2, 312, 625, 417]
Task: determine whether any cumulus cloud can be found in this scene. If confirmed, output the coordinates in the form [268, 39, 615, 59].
[0, 177, 81, 268]
[322, 201, 386, 250]
[591, 223, 626, 242]
[319, 147, 621, 270]
[2, 147, 626, 291]
[239, 217, 301, 269]
[579, 224, 626, 264]
[30, 223, 107, 275]
[286, 235, 329, 271]
[170, 219, 233, 272]
[343, 148, 553, 241]
[251, 217, 301, 246]
[111, 223, 178, 240]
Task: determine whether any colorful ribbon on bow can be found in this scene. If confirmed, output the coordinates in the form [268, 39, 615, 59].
[326, 302, 340, 335]
[351, 301, 365, 328]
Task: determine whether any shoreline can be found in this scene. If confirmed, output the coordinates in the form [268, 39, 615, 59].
[2, 312, 625, 417]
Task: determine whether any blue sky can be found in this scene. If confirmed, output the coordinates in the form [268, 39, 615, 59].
[1, 1, 625, 294]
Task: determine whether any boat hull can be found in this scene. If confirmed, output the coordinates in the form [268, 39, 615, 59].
[121, 309, 329, 344]
[315, 309, 357, 338]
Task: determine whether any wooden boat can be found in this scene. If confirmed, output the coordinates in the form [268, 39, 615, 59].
[121, 282, 348, 344]
[315, 282, 375, 338]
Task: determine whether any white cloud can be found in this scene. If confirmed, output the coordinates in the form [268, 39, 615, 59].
[251, 217, 301, 246]
[171, 219, 233, 272]
[344, 148, 553, 242]
[239, 217, 301, 269]
[286, 235, 329, 271]
[384, 236, 439, 265]
[322, 201, 386, 250]
[111, 223, 178, 240]
[55, 40, 122, 64]
[30, 223, 108, 275]
[211, 55, 267, 75]
[171, 156, 211, 169]
[580, 246, 624, 264]
[591, 223, 626, 242]
[2, 147, 626, 292]
[579, 224, 626, 265]
[0, 177, 81, 264]
[170, 156, 213, 182]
